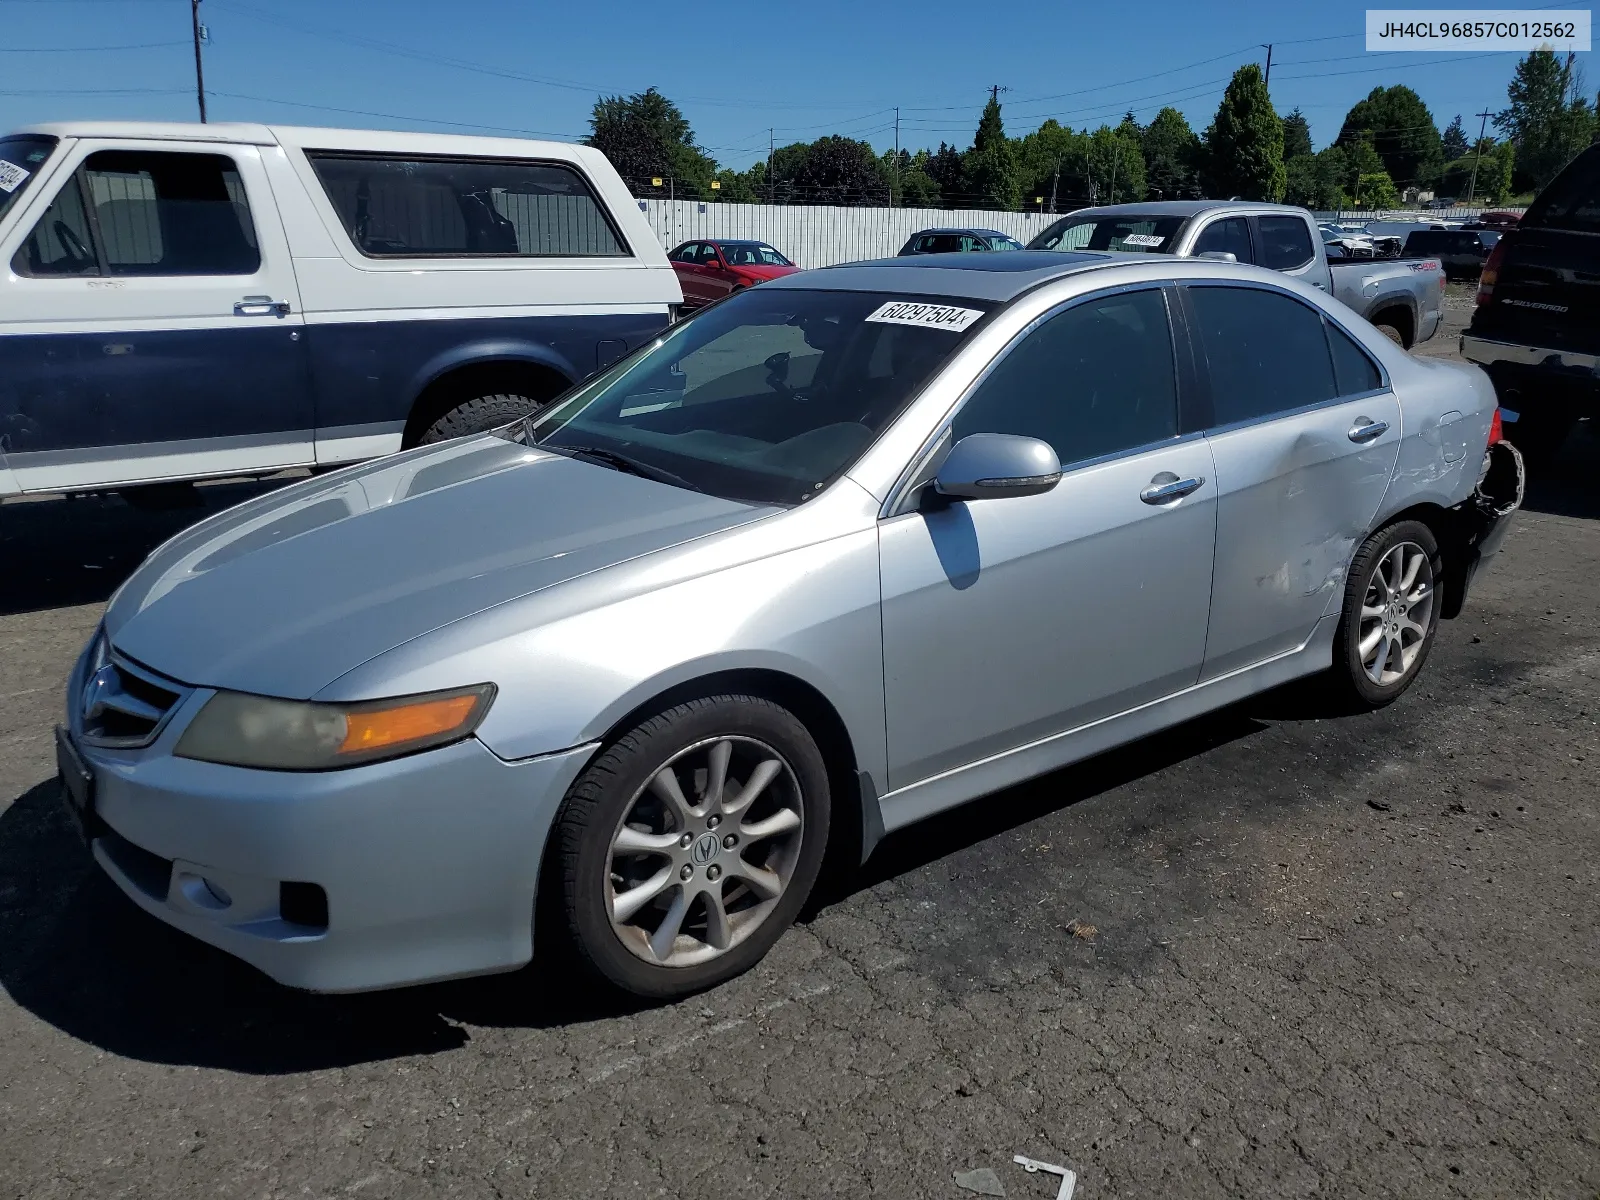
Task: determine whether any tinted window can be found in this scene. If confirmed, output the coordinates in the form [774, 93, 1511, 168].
[1028, 214, 1185, 253]
[1187, 286, 1336, 425]
[1327, 320, 1382, 396]
[952, 289, 1177, 466]
[1257, 216, 1316, 270]
[668, 243, 695, 262]
[309, 153, 627, 257]
[1192, 218, 1253, 263]
[14, 149, 258, 277]
[1523, 146, 1599, 233]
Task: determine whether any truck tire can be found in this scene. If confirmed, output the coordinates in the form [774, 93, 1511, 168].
[1374, 323, 1405, 347]
[417, 392, 544, 445]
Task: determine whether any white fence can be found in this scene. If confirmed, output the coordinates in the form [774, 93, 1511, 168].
[636, 199, 1060, 268]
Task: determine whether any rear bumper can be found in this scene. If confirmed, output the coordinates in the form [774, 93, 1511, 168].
[1445, 439, 1524, 618]
[1461, 334, 1600, 378]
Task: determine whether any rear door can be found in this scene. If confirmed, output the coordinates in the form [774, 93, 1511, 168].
[0, 139, 310, 492]
[1183, 282, 1400, 680]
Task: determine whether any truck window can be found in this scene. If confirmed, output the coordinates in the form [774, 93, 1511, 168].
[0, 134, 56, 224]
[1192, 218, 1254, 264]
[307, 153, 629, 258]
[1256, 216, 1316, 270]
[13, 150, 260, 278]
[1522, 146, 1599, 234]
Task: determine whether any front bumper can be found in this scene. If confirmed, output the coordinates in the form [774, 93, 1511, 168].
[65, 648, 597, 992]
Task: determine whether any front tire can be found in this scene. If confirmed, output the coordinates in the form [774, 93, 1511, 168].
[548, 695, 831, 999]
[1329, 520, 1442, 709]
[418, 392, 544, 445]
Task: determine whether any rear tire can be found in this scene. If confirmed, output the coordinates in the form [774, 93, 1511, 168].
[547, 694, 831, 999]
[1328, 520, 1442, 710]
[1375, 323, 1406, 347]
[417, 392, 544, 445]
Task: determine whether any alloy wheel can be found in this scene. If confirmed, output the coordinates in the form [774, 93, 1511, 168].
[1358, 540, 1435, 686]
[605, 736, 805, 968]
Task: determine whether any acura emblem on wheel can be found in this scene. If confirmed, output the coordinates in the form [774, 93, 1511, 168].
[691, 833, 720, 865]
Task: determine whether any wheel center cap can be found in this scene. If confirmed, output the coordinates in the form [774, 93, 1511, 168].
[691, 833, 720, 865]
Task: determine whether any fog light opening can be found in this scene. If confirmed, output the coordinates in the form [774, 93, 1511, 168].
[279, 881, 329, 931]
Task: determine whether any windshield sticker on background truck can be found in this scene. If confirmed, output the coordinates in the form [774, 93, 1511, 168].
[0, 160, 30, 193]
[864, 301, 983, 331]
[1121, 233, 1166, 247]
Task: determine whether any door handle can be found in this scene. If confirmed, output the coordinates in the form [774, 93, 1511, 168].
[1347, 418, 1389, 443]
[235, 295, 291, 317]
[1139, 473, 1205, 504]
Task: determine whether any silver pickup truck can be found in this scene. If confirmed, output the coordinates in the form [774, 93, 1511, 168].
[1028, 201, 1446, 348]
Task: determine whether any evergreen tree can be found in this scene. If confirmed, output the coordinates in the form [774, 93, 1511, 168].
[1442, 114, 1469, 160]
[1337, 85, 1443, 188]
[966, 95, 1021, 209]
[926, 142, 967, 203]
[586, 87, 716, 198]
[1086, 124, 1145, 203]
[1202, 64, 1285, 201]
[1496, 50, 1598, 191]
[1142, 107, 1200, 199]
[1281, 108, 1314, 161]
[1017, 119, 1089, 211]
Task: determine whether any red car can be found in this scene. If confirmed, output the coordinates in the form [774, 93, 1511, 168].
[667, 239, 800, 308]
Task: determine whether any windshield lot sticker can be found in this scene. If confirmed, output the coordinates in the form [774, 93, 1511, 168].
[1121, 233, 1165, 247]
[0, 160, 29, 193]
[865, 301, 983, 332]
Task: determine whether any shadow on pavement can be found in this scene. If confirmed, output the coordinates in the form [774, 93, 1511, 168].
[0, 478, 297, 617]
[1519, 419, 1599, 521]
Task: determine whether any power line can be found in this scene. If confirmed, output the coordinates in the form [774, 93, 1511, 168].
[211, 91, 583, 139]
[0, 40, 186, 52]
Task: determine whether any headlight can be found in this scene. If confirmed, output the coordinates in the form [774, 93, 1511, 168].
[174, 684, 495, 770]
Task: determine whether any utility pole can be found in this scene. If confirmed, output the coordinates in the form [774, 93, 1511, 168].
[1049, 156, 1061, 213]
[1261, 43, 1272, 91]
[1108, 142, 1121, 205]
[892, 107, 900, 208]
[190, 0, 207, 122]
[767, 128, 775, 204]
[1466, 108, 1493, 205]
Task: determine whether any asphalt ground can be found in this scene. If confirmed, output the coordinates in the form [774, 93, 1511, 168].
[1, 285, 1596, 1198]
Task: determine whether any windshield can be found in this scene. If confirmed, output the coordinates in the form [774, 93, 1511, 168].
[1027, 214, 1186, 253]
[502, 288, 993, 505]
[0, 135, 57, 224]
[721, 242, 792, 266]
[1524, 148, 1599, 233]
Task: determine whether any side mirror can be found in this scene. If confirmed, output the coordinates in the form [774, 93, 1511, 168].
[933, 433, 1062, 501]
[1196, 250, 1238, 263]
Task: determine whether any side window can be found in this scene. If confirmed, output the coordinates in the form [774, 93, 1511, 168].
[1185, 285, 1336, 426]
[82, 151, 259, 276]
[14, 175, 96, 276]
[1326, 320, 1382, 396]
[307, 153, 629, 257]
[961, 235, 986, 252]
[669, 244, 694, 262]
[1257, 216, 1315, 270]
[1191, 217, 1253, 263]
[952, 289, 1179, 468]
[702, 244, 723, 266]
[14, 149, 258, 278]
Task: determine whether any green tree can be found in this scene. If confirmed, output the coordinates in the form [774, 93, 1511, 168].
[1356, 172, 1400, 209]
[1281, 108, 1314, 161]
[925, 141, 967, 203]
[1284, 145, 1350, 210]
[1439, 138, 1516, 202]
[1083, 124, 1144, 203]
[1141, 107, 1200, 199]
[586, 87, 715, 198]
[1337, 85, 1443, 189]
[1441, 114, 1469, 160]
[1017, 119, 1090, 211]
[786, 135, 889, 206]
[1496, 50, 1598, 191]
[965, 94, 1021, 209]
[712, 167, 758, 203]
[1203, 64, 1285, 201]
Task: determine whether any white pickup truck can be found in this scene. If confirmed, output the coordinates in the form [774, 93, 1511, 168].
[1028, 201, 1446, 349]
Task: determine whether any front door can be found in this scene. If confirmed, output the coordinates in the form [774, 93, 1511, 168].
[0, 139, 310, 492]
[879, 286, 1217, 792]
[1181, 283, 1402, 680]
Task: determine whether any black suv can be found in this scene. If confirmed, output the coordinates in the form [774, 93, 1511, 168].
[1462, 144, 1600, 462]
[1403, 228, 1498, 280]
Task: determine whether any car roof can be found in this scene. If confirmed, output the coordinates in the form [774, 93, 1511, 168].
[910, 228, 1013, 238]
[1056, 200, 1305, 219]
[761, 250, 1147, 302]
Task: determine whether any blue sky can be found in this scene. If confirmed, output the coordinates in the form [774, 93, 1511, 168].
[0, 0, 1587, 168]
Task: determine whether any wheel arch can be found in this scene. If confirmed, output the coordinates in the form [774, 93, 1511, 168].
[1366, 500, 1474, 620]
[401, 345, 579, 448]
[1367, 294, 1417, 346]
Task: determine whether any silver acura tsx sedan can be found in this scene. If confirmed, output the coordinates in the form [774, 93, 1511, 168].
[58, 251, 1522, 998]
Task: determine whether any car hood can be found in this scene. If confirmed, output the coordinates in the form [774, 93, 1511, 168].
[104, 437, 775, 699]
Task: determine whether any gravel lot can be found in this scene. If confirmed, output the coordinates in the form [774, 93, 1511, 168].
[2, 292, 1596, 1198]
